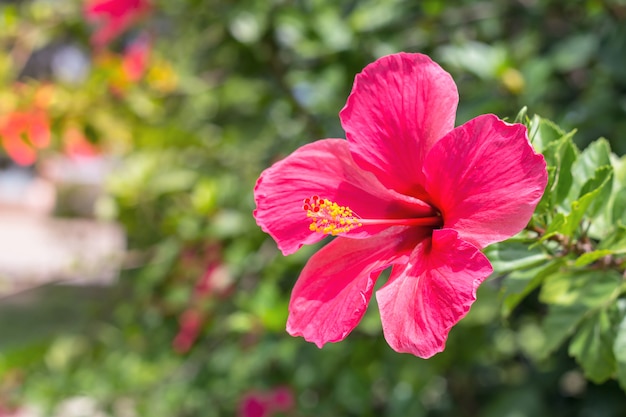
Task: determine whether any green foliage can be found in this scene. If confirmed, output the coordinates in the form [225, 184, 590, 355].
[2, 0, 626, 416]
[493, 113, 626, 392]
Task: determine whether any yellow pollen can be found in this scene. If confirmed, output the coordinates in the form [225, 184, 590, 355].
[303, 195, 362, 236]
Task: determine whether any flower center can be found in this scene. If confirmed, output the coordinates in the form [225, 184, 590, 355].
[303, 195, 442, 236]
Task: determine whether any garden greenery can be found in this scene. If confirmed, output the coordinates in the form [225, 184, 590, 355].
[1, 1, 626, 416]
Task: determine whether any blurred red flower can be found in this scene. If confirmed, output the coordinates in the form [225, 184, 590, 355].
[238, 387, 294, 417]
[238, 393, 269, 417]
[269, 386, 294, 413]
[122, 36, 151, 82]
[84, 0, 152, 48]
[172, 309, 203, 354]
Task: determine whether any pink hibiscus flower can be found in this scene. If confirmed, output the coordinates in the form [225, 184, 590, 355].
[84, 0, 151, 48]
[253, 53, 548, 358]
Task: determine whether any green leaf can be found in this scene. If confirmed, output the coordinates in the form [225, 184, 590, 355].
[149, 169, 198, 194]
[579, 165, 614, 216]
[599, 226, 626, 252]
[552, 138, 578, 207]
[137, 238, 181, 295]
[569, 307, 618, 384]
[538, 212, 566, 243]
[485, 241, 549, 274]
[612, 188, 626, 225]
[536, 165, 557, 214]
[574, 250, 615, 267]
[536, 134, 577, 213]
[539, 270, 621, 308]
[248, 280, 289, 332]
[551, 33, 599, 72]
[540, 304, 588, 358]
[574, 138, 612, 179]
[527, 114, 575, 154]
[588, 149, 622, 238]
[561, 165, 613, 237]
[500, 260, 562, 318]
[513, 106, 527, 124]
[527, 115, 579, 216]
[569, 138, 612, 200]
[539, 270, 623, 364]
[437, 41, 508, 80]
[613, 154, 626, 184]
[575, 226, 626, 267]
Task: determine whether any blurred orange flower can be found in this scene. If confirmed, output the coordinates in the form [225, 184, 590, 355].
[0, 110, 50, 166]
[63, 126, 100, 159]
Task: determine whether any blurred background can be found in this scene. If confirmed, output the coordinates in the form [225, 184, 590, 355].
[1, 0, 626, 416]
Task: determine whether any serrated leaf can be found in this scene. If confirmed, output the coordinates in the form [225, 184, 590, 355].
[561, 166, 613, 237]
[540, 304, 588, 358]
[529, 121, 622, 240]
[537, 135, 578, 213]
[527, 114, 575, 153]
[539, 270, 621, 308]
[580, 165, 611, 197]
[569, 138, 612, 200]
[569, 307, 617, 384]
[579, 165, 614, 216]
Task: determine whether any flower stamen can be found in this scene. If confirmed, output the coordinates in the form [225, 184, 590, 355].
[303, 195, 443, 236]
[303, 195, 363, 235]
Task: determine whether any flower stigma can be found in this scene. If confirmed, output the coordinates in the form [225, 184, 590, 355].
[303, 195, 443, 236]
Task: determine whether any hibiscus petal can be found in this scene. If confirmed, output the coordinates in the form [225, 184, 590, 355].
[287, 227, 420, 347]
[376, 229, 492, 358]
[423, 114, 547, 249]
[340, 52, 458, 194]
[254, 139, 432, 255]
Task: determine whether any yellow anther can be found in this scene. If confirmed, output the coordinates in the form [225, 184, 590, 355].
[303, 195, 363, 236]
